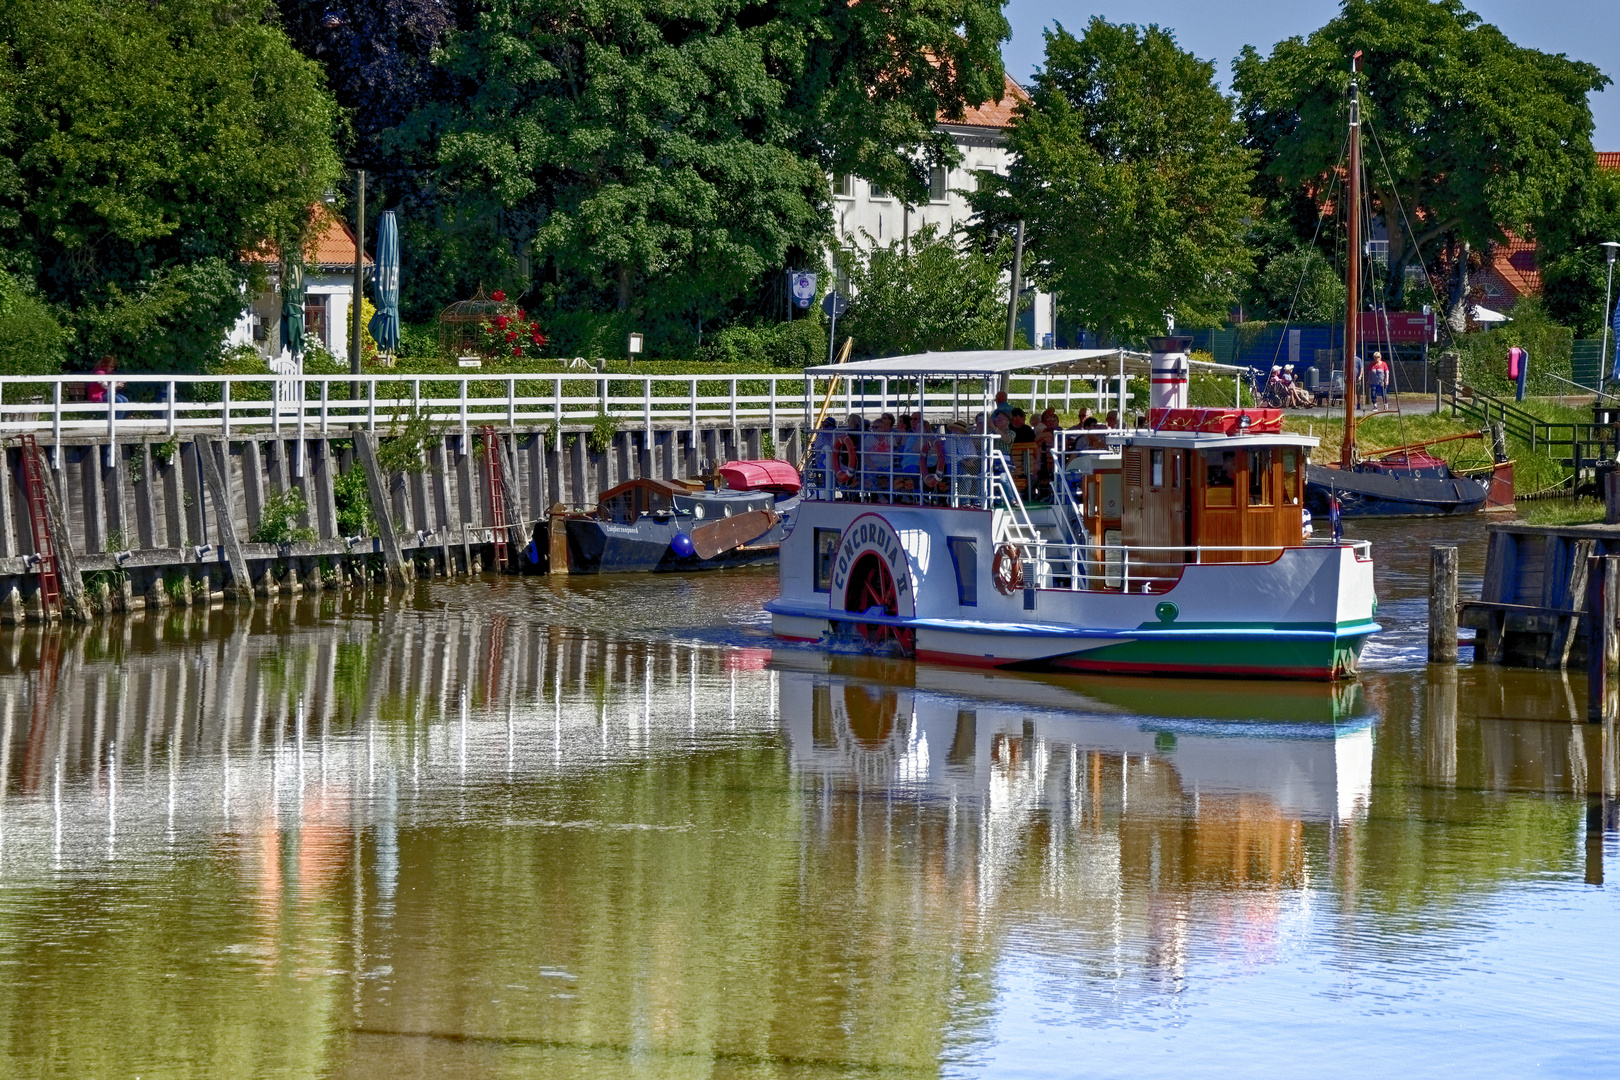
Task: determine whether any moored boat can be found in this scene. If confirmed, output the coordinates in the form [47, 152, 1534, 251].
[564, 461, 800, 573]
[767, 345, 1379, 680]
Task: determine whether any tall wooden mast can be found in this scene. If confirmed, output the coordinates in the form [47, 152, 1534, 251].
[1340, 52, 1363, 470]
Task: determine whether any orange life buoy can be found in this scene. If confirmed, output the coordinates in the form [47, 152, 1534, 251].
[992, 543, 1023, 595]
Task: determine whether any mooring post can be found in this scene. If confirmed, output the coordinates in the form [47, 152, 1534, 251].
[548, 502, 569, 575]
[1429, 545, 1459, 663]
[1605, 468, 1620, 526]
[355, 432, 411, 588]
[1587, 554, 1619, 721]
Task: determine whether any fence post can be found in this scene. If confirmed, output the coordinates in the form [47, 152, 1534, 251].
[768, 376, 777, 451]
[367, 379, 376, 432]
[644, 377, 652, 435]
[222, 380, 232, 439]
[729, 377, 737, 425]
[105, 379, 115, 466]
[460, 378, 469, 443]
[51, 381, 60, 465]
[554, 377, 563, 449]
[167, 380, 176, 437]
[320, 380, 329, 434]
[508, 377, 516, 429]
[689, 377, 697, 437]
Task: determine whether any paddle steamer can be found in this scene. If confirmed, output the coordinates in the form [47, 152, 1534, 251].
[766, 344, 1379, 680]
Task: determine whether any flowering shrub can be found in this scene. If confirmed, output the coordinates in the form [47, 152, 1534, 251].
[479, 301, 548, 360]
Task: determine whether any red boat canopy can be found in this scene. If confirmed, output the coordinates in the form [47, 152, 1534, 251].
[720, 459, 801, 494]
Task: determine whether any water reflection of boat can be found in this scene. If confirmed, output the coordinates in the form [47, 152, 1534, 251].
[774, 655, 1376, 823]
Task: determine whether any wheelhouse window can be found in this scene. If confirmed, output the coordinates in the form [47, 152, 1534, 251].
[1248, 448, 1274, 506]
[1281, 449, 1300, 505]
[1203, 450, 1237, 507]
[814, 529, 841, 592]
[948, 536, 978, 606]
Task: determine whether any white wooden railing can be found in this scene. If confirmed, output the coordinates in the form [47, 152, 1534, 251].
[0, 371, 1129, 451]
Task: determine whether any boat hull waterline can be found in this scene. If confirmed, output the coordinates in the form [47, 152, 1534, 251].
[767, 505, 1377, 681]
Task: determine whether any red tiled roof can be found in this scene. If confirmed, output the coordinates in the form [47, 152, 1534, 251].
[1598, 152, 1620, 172]
[245, 204, 373, 268]
[940, 74, 1030, 129]
[1486, 230, 1541, 303]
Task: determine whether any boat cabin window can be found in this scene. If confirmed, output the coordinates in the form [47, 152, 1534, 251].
[1150, 449, 1164, 489]
[1172, 452, 1182, 489]
[813, 528, 840, 592]
[948, 536, 978, 606]
[1248, 449, 1274, 506]
[1204, 450, 1237, 507]
[1282, 449, 1300, 505]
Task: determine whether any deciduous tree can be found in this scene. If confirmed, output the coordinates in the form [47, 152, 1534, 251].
[972, 19, 1255, 345]
[838, 225, 1011, 356]
[1233, 0, 1608, 324]
[0, 0, 341, 370]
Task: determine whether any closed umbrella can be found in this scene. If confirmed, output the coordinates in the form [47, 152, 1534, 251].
[368, 210, 401, 356]
[280, 251, 305, 358]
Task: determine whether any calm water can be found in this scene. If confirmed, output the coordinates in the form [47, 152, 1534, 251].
[1, 516, 1617, 1078]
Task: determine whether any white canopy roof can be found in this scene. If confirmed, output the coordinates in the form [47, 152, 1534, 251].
[802, 348, 1247, 378]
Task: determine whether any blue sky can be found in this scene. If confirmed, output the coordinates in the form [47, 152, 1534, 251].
[1001, 0, 1619, 149]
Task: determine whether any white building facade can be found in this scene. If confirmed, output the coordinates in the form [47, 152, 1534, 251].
[830, 75, 1057, 349]
[228, 205, 372, 363]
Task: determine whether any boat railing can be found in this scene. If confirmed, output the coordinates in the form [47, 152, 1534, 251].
[1011, 537, 1371, 594]
[801, 431, 996, 508]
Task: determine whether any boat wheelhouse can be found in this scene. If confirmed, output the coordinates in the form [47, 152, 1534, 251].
[766, 345, 1379, 680]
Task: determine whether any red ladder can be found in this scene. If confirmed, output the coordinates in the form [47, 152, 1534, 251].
[482, 426, 508, 569]
[17, 435, 61, 613]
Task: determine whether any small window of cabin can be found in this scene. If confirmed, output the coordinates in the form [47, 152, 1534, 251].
[948, 536, 978, 606]
[1248, 448, 1274, 506]
[814, 528, 840, 592]
[1150, 449, 1164, 489]
[1281, 449, 1300, 505]
[1172, 451, 1183, 489]
[1203, 450, 1237, 507]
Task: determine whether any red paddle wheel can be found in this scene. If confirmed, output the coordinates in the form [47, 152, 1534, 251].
[844, 552, 915, 657]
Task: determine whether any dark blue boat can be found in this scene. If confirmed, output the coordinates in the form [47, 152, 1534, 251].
[564, 474, 799, 573]
[1305, 453, 1506, 518]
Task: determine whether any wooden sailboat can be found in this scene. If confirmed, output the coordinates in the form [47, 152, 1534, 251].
[1303, 52, 1512, 518]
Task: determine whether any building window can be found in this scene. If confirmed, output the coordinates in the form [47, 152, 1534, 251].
[948, 536, 978, 606]
[929, 166, 948, 202]
[974, 169, 997, 191]
[814, 529, 841, 592]
[304, 296, 328, 350]
[834, 174, 854, 198]
[870, 181, 889, 200]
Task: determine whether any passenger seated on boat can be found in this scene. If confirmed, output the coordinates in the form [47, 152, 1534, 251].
[990, 410, 1016, 452]
[1008, 408, 1037, 443]
[893, 413, 923, 499]
[919, 421, 951, 502]
[1039, 406, 1062, 432]
[834, 417, 863, 493]
[1031, 426, 1057, 501]
[1208, 450, 1238, 489]
[941, 421, 979, 502]
[811, 417, 838, 495]
[863, 414, 895, 496]
[1105, 409, 1119, 431]
[1082, 417, 1105, 450]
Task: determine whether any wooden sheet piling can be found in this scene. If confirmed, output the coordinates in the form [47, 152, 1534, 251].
[1429, 546, 1458, 663]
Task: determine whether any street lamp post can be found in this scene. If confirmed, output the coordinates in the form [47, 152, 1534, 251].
[1602, 241, 1620, 398]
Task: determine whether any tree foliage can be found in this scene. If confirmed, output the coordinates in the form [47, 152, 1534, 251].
[0, 0, 341, 370]
[411, 0, 1009, 355]
[1539, 168, 1620, 338]
[972, 19, 1255, 344]
[1233, 0, 1609, 312]
[838, 224, 1010, 356]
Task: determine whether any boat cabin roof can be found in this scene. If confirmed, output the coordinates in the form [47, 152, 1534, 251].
[802, 348, 1246, 379]
[1116, 431, 1319, 451]
[595, 476, 700, 505]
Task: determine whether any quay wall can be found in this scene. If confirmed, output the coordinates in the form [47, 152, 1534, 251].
[0, 417, 805, 622]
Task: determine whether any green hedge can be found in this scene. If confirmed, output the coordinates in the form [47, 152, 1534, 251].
[1454, 298, 1574, 397]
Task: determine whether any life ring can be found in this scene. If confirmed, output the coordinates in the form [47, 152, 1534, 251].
[992, 543, 1023, 595]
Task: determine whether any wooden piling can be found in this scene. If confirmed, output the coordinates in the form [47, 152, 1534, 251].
[355, 432, 411, 588]
[548, 503, 569, 575]
[193, 435, 252, 598]
[1428, 545, 1458, 663]
[1587, 554, 1619, 722]
[1606, 469, 1620, 525]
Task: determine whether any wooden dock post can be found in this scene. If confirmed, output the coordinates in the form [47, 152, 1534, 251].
[548, 503, 569, 574]
[1606, 468, 1620, 525]
[355, 432, 411, 588]
[1587, 554, 1619, 722]
[1429, 546, 1459, 663]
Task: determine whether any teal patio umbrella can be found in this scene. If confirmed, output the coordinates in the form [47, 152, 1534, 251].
[280, 252, 305, 357]
[368, 210, 401, 354]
